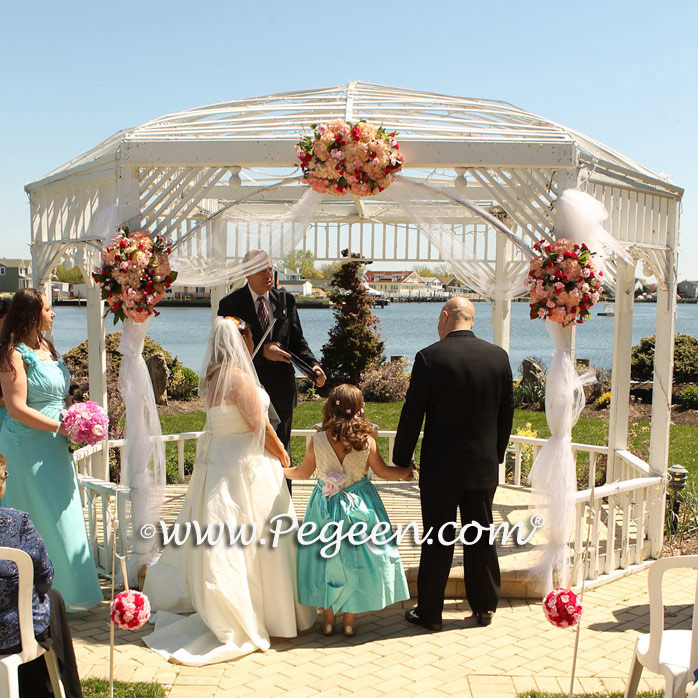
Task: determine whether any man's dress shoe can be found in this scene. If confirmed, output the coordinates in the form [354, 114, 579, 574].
[405, 608, 442, 631]
[473, 611, 493, 626]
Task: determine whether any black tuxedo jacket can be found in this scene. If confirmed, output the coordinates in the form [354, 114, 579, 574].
[392, 330, 514, 490]
[217, 285, 318, 417]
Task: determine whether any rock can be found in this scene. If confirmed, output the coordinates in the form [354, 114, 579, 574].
[146, 352, 168, 405]
[521, 357, 546, 386]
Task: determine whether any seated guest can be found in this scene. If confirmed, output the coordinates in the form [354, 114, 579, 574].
[0, 453, 83, 698]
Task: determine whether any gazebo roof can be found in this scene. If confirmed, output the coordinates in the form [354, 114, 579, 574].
[39, 82, 676, 191]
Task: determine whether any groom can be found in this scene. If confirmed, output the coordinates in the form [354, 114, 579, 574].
[392, 297, 514, 630]
[217, 250, 326, 456]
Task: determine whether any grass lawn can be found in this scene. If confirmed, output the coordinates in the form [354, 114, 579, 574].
[82, 678, 165, 697]
[517, 692, 663, 698]
[160, 403, 698, 485]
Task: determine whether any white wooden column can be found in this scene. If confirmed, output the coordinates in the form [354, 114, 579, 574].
[647, 200, 680, 556]
[606, 260, 636, 482]
[210, 285, 228, 323]
[492, 230, 511, 352]
[87, 282, 109, 479]
[117, 165, 141, 230]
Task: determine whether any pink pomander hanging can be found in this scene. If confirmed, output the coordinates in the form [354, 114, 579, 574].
[110, 589, 151, 630]
[542, 587, 583, 628]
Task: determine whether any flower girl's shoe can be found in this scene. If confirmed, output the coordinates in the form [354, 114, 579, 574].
[343, 623, 355, 637]
[322, 622, 335, 636]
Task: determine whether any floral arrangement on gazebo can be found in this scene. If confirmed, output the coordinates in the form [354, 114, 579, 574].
[92, 227, 177, 324]
[296, 119, 404, 196]
[526, 239, 602, 326]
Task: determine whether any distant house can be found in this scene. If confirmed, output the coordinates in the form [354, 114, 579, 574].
[164, 285, 211, 301]
[51, 281, 70, 301]
[0, 258, 31, 293]
[280, 279, 313, 297]
[365, 270, 427, 298]
[678, 280, 698, 298]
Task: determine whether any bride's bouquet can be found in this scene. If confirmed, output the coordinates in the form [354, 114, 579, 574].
[296, 119, 404, 197]
[62, 401, 109, 446]
[92, 227, 178, 324]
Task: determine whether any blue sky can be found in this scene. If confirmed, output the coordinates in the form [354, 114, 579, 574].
[2, 0, 696, 279]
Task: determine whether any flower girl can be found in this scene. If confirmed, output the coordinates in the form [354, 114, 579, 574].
[284, 384, 412, 636]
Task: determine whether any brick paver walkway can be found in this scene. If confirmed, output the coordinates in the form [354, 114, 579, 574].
[68, 483, 689, 697]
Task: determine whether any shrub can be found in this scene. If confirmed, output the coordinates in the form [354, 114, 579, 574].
[631, 333, 698, 383]
[165, 455, 194, 484]
[168, 365, 198, 400]
[514, 379, 545, 410]
[595, 391, 611, 409]
[506, 422, 538, 483]
[678, 385, 698, 410]
[359, 360, 409, 402]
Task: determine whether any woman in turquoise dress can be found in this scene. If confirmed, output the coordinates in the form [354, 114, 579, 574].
[0, 289, 102, 611]
[284, 384, 413, 636]
[0, 297, 9, 432]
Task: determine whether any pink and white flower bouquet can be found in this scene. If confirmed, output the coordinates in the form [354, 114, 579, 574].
[296, 119, 404, 197]
[62, 401, 109, 446]
[542, 587, 583, 628]
[110, 589, 151, 630]
[92, 227, 177, 324]
[525, 238, 602, 327]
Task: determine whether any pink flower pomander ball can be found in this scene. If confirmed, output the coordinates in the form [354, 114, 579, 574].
[110, 589, 151, 630]
[542, 588, 582, 628]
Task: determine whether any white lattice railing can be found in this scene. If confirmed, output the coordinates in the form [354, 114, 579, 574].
[74, 431, 663, 582]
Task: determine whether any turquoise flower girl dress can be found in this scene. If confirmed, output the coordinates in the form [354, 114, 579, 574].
[0, 343, 102, 610]
[297, 431, 409, 613]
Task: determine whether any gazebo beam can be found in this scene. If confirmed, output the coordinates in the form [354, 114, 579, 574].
[120, 140, 578, 169]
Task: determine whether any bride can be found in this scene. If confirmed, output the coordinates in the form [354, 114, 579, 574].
[143, 317, 314, 665]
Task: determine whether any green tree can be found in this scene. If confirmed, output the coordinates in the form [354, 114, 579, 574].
[318, 260, 343, 278]
[412, 263, 453, 278]
[282, 250, 322, 279]
[321, 250, 385, 387]
[53, 265, 84, 284]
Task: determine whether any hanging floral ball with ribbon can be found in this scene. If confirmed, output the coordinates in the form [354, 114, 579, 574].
[542, 587, 582, 628]
[92, 227, 178, 324]
[296, 119, 404, 197]
[110, 589, 151, 630]
[525, 238, 602, 327]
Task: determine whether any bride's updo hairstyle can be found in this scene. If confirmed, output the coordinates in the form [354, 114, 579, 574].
[320, 384, 375, 453]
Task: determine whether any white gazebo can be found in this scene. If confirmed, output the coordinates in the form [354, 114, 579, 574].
[26, 82, 682, 580]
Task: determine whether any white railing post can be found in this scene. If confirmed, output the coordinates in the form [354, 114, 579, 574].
[607, 260, 636, 482]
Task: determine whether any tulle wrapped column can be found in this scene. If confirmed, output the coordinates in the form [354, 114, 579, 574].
[118, 317, 166, 585]
[528, 323, 593, 591]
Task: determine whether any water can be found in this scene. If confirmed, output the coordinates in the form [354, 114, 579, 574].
[52, 302, 698, 376]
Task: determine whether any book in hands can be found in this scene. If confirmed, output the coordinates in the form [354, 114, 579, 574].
[289, 351, 318, 381]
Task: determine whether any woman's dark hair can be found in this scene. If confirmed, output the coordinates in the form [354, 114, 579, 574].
[0, 289, 58, 378]
[320, 383, 375, 453]
[0, 298, 9, 320]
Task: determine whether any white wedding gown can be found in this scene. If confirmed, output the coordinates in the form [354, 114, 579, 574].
[143, 389, 315, 665]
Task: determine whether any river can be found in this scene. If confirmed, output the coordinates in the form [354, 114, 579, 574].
[51, 301, 698, 376]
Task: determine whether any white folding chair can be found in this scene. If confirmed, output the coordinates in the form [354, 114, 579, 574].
[624, 554, 698, 698]
[0, 547, 65, 698]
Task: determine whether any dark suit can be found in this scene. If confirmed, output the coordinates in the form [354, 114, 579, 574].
[218, 284, 319, 452]
[393, 329, 514, 624]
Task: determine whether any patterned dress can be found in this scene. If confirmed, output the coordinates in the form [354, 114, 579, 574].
[297, 431, 409, 613]
[0, 343, 102, 611]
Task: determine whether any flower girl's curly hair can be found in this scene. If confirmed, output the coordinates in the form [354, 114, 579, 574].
[320, 384, 375, 453]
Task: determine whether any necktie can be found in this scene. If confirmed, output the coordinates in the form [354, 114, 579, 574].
[257, 296, 270, 334]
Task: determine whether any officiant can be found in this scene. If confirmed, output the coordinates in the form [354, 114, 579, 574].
[218, 250, 326, 459]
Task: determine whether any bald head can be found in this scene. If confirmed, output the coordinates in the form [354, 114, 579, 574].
[438, 297, 475, 339]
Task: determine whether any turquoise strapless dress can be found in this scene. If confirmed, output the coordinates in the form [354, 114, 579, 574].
[0, 344, 102, 611]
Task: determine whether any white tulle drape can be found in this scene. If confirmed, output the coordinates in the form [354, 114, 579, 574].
[528, 324, 595, 590]
[528, 189, 630, 591]
[118, 317, 166, 585]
